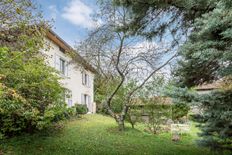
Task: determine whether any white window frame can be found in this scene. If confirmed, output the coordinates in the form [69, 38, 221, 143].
[59, 58, 65, 75]
[81, 94, 92, 112]
[82, 72, 90, 87]
[54, 54, 68, 77]
[65, 90, 73, 107]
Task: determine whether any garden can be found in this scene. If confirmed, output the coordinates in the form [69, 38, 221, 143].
[0, 0, 232, 154]
[1, 114, 230, 155]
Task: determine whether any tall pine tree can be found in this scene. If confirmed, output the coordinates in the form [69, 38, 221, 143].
[114, 0, 232, 150]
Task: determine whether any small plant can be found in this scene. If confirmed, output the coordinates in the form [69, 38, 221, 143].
[146, 103, 172, 134]
[75, 104, 88, 114]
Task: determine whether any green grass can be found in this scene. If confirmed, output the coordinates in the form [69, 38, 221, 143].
[0, 114, 230, 155]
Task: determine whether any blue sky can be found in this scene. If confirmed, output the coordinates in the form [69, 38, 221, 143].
[33, 0, 175, 76]
[34, 0, 99, 47]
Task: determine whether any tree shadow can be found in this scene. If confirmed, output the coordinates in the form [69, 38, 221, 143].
[106, 126, 143, 135]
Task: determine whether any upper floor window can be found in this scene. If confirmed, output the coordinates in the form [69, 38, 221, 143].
[82, 72, 90, 87]
[59, 46, 65, 53]
[60, 58, 65, 75]
[54, 54, 68, 76]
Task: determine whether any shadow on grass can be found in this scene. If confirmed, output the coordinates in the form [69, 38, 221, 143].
[106, 126, 142, 135]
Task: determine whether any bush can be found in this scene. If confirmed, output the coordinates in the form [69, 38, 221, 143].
[166, 86, 193, 122]
[172, 103, 190, 122]
[94, 77, 128, 114]
[52, 106, 76, 122]
[126, 108, 141, 128]
[145, 103, 172, 134]
[196, 89, 232, 150]
[75, 104, 88, 114]
[127, 98, 172, 134]
[0, 47, 68, 137]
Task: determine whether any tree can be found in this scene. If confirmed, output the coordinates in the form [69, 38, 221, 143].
[165, 86, 193, 122]
[0, 0, 48, 52]
[114, 0, 232, 150]
[174, 1, 232, 87]
[0, 0, 69, 137]
[173, 2, 232, 149]
[94, 76, 129, 114]
[78, 1, 176, 131]
[113, 0, 218, 46]
[0, 48, 67, 137]
[113, 0, 232, 86]
[196, 87, 232, 150]
[136, 75, 172, 133]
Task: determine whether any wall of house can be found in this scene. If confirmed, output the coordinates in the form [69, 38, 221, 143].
[196, 90, 212, 94]
[41, 38, 95, 113]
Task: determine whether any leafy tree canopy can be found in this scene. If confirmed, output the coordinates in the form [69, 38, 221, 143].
[175, 1, 232, 86]
[114, 0, 232, 150]
[114, 0, 232, 86]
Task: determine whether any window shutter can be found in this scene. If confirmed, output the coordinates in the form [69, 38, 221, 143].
[81, 94, 84, 104]
[88, 95, 91, 105]
[54, 54, 56, 67]
[86, 74, 88, 86]
[88, 75, 91, 87]
[87, 75, 89, 87]
[88, 95, 91, 112]
[65, 62, 69, 76]
[54, 54, 60, 71]
[82, 73, 85, 85]
[68, 99, 73, 107]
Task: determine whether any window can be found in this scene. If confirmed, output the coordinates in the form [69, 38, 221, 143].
[82, 94, 87, 105]
[59, 46, 65, 53]
[65, 90, 73, 107]
[54, 54, 68, 76]
[81, 94, 91, 112]
[82, 72, 90, 87]
[60, 58, 65, 75]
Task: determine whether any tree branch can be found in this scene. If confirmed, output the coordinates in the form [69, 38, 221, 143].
[129, 53, 177, 99]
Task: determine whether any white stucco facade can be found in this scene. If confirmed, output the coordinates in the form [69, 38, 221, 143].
[41, 34, 96, 113]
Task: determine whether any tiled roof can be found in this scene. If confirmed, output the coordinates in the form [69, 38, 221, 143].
[194, 81, 222, 91]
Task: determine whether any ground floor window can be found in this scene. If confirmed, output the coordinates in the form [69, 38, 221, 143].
[81, 94, 91, 111]
[65, 90, 73, 107]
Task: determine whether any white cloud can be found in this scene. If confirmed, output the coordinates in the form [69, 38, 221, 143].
[48, 5, 58, 20]
[61, 0, 97, 29]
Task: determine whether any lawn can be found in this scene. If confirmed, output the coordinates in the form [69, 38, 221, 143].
[0, 114, 230, 155]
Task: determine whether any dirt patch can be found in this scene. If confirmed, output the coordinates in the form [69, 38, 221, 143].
[0, 149, 4, 155]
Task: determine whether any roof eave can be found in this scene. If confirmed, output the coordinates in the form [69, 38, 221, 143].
[46, 29, 97, 74]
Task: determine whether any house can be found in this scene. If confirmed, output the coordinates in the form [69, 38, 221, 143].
[41, 30, 96, 113]
[191, 81, 222, 115]
[194, 81, 221, 94]
[130, 96, 172, 123]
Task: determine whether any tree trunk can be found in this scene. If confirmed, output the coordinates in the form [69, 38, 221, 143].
[117, 117, 125, 131]
[103, 99, 129, 131]
[118, 120, 125, 131]
[131, 123, 134, 129]
[116, 104, 129, 131]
